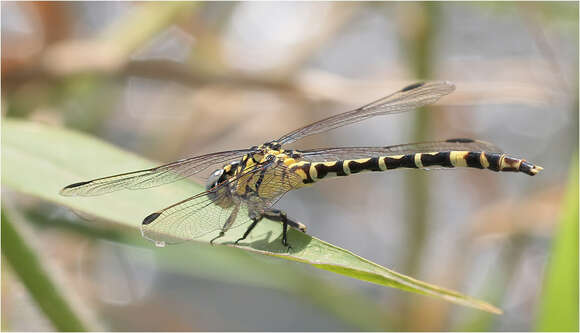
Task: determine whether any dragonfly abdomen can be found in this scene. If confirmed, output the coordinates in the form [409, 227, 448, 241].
[290, 151, 542, 184]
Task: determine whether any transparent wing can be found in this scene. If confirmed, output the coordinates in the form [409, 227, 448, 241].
[140, 162, 267, 245]
[60, 149, 252, 196]
[141, 190, 253, 245]
[299, 138, 503, 162]
[140, 160, 305, 245]
[277, 81, 455, 145]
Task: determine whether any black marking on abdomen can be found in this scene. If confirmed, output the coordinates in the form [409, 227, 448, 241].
[335, 160, 347, 176]
[420, 152, 453, 168]
[347, 157, 382, 174]
[518, 161, 535, 175]
[484, 153, 502, 171]
[384, 155, 417, 170]
[465, 152, 484, 169]
[313, 161, 341, 179]
[401, 82, 424, 92]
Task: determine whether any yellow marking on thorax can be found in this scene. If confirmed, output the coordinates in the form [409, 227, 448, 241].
[450, 151, 468, 167]
[283, 157, 297, 167]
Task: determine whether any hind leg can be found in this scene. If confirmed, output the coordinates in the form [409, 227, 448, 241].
[263, 209, 307, 247]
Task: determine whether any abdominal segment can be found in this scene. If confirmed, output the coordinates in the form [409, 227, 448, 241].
[288, 150, 543, 185]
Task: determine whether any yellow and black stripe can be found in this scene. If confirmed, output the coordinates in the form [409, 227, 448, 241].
[289, 151, 543, 184]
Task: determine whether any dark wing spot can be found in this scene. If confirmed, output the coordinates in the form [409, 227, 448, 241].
[60, 181, 92, 195]
[63, 181, 91, 189]
[142, 212, 161, 225]
[446, 138, 475, 143]
[401, 82, 425, 92]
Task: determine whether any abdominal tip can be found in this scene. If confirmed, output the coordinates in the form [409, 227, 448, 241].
[530, 165, 543, 175]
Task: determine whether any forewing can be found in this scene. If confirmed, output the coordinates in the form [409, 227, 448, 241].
[300, 139, 503, 162]
[277, 81, 455, 145]
[60, 149, 252, 196]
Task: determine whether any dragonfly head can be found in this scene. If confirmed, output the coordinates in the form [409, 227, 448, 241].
[205, 168, 230, 205]
[206, 161, 240, 202]
[206, 168, 224, 190]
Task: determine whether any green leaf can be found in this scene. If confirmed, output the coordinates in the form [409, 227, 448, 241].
[535, 157, 579, 331]
[2, 119, 502, 314]
[1, 209, 90, 331]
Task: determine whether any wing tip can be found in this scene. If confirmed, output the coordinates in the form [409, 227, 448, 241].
[60, 181, 91, 196]
[437, 80, 456, 93]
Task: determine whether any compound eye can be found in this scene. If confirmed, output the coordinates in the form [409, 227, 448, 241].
[206, 169, 224, 191]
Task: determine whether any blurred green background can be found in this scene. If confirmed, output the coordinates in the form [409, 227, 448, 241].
[1, 2, 578, 331]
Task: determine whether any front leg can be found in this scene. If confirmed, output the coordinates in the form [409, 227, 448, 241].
[210, 204, 240, 245]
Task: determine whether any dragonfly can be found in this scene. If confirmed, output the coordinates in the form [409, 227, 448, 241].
[60, 81, 543, 248]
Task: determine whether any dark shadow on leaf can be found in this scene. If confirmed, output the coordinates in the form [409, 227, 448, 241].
[228, 228, 311, 254]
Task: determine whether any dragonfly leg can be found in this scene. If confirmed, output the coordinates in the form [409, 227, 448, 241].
[210, 204, 240, 245]
[235, 217, 262, 245]
[210, 232, 224, 246]
[263, 209, 307, 247]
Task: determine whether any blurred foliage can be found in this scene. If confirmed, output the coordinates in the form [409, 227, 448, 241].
[1, 210, 89, 331]
[535, 158, 579, 332]
[1, 1, 578, 331]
